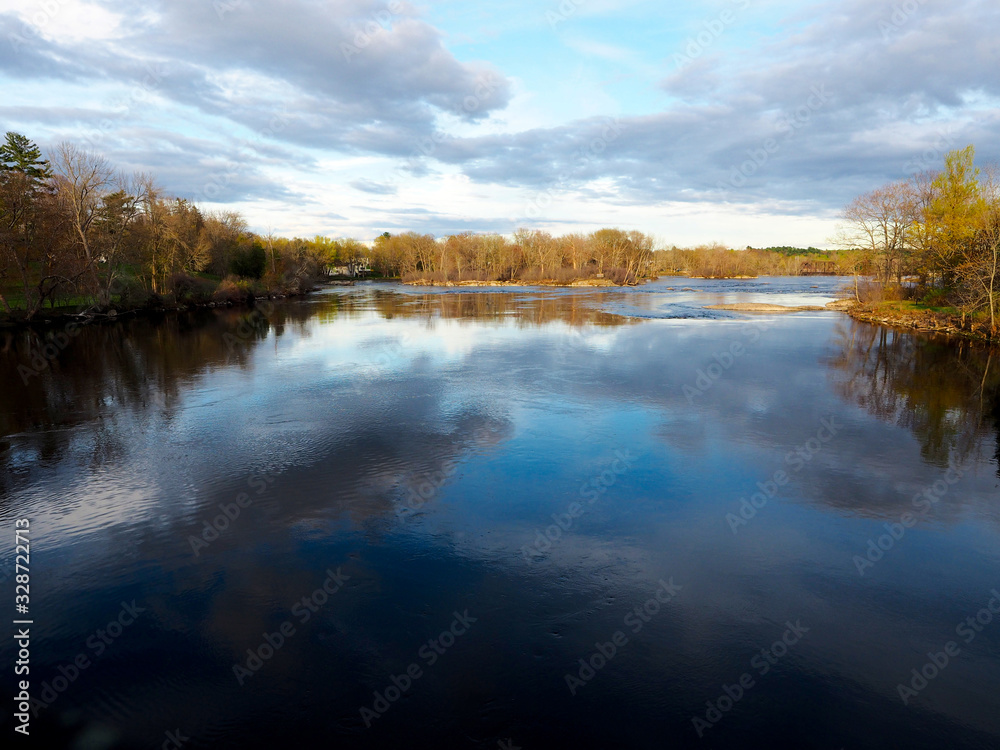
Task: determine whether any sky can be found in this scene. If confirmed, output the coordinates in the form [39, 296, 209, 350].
[1, 0, 998, 247]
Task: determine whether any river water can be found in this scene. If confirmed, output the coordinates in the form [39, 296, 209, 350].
[1, 277, 999, 749]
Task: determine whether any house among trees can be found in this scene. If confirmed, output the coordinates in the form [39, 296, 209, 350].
[327, 258, 372, 278]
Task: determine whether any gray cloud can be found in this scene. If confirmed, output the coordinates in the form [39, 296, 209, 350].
[1, 0, 997, 221]
[425, 0, 1000, 210]
[349, 179, 398, 195]
[1, 0, 511, 201]
[98, 0, 509, 144]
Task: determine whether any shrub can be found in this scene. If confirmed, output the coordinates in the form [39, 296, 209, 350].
[604, 267, 632, 285]
[517, 266, 545, 282]
[168, 272, 215, 304]
[552, 266, 592, 283]
[920, 287, 953, 308]
[213, 276, 256, 304]
[855, 279, 905, 304]
[402, 270, 448, 283]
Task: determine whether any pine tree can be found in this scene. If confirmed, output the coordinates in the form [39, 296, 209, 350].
[0, 132, 52, 181]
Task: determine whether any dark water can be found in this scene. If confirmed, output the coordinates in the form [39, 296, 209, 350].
[2, 277, 999, 749]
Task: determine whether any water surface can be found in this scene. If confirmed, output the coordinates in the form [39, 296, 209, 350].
[2, 277, 999, 749]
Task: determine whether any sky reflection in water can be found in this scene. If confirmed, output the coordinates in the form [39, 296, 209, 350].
[1, 278, 999, 749]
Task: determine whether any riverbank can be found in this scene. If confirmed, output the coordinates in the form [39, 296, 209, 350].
[843, 300, 996, 341]
[0, 284, 323, 329]
[702, 297, 998, 341]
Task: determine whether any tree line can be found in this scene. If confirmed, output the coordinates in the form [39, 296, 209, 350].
[837, 145, 1000, 330]
[2, 131, 861, 321]
[374, 233, 855, 284]
[0, 132, 346, 320]
[652, 244, 852, 278]
[369, 228, 656, 284]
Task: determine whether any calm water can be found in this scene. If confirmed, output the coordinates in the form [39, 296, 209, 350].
[2, 277, 999, 749]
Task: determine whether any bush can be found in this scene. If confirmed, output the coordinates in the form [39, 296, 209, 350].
[168, 272, 215, 304]
[920, 287, 953, 308]
[402, 270, 449, 283]
[516, 266, 545, 282]
[855, 279, 905, 304]
[604, 267, 632, 285]
[552, 266, 593, 283]
[516, 266, 596, 283]
[281, 270, 312, 295]
[213, 276, 256, 304]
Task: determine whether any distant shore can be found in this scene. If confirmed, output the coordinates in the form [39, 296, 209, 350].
[704, 302, 830, 313]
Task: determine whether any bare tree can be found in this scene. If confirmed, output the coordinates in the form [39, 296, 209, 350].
[52, 142, 113, 300]
[838, 181, 916, 285]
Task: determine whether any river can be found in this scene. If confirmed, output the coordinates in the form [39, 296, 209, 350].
[1, 277, 999, 749]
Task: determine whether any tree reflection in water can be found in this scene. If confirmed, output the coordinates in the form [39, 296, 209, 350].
[828, 319, 1000, 473]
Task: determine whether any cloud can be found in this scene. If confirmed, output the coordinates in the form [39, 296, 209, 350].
[349, 179, 398, 195]
[3, 0, 512, 163]
[416, 0, 1000, 211]
[1, 0, 997, 237]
